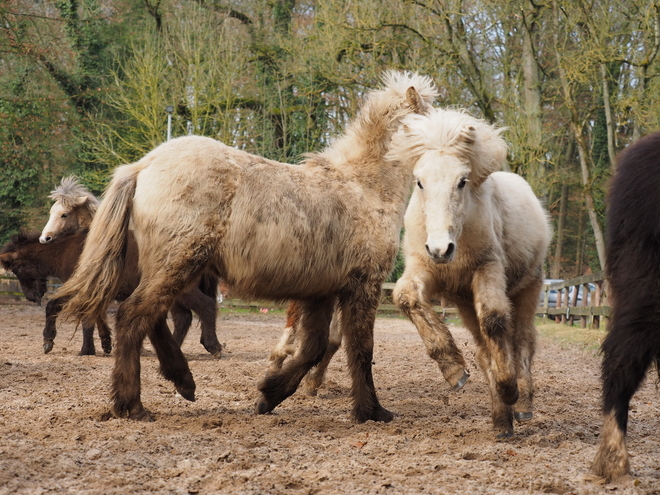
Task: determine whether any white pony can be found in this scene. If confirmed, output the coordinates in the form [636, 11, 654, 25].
[391, 108, 551, 437]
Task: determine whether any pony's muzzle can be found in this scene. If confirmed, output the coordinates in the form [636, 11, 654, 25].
[425, 241, 455, 264]
[39, 234, 53, 244]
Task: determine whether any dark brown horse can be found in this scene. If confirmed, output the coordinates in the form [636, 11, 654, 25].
[591, 132, 660, 483]
[0, 230, 222, 357]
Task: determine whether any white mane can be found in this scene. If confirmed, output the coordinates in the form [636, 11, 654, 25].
[389, 108, 508, 185]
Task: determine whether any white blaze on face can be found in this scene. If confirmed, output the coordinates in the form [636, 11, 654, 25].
[414, 151, 471, 264]
[40, 201, 72, 244]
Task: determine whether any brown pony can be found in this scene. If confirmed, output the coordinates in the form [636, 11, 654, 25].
[0, 230, 222, 357]
[591, 132, 660, 482]
[57, 71, 437, 422]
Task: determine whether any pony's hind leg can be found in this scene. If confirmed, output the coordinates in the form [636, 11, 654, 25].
[340, 283, 393, 423]
[174, 287, 222, 358]
[591, 319, 656, 483]
[394, 270, 468, 390]
[97, 316, 113, 355]
[459, 302, 513, 438]
[301, 306, 342, 396]
[472, 263, 518, 406]
[43, 297, 64, 354]
[170, 302, 193, 347]
[256, 297, 334, 415]
[148, 314, 196, 401]
[510, 281, 540, 422]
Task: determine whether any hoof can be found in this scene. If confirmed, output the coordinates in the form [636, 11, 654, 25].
[354, 406, 394, 423]
[204, 343, 223, 358]
[452, 369, 470, 392]
[111, 403, 154, 421]
[176, 382, 196, 402]
[496, 430, 514, 440]
[78, 348, 96, 356]
[43, 340, 54, 354]
[255, 396, 275, 415]
[514, 411, 533, 422]
[101, 339, 112, 355]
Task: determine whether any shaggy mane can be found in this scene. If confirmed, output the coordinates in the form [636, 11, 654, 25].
[49, 176, 100, 212]
[315, 71, 438, 167]
[388, 108, 508, 185]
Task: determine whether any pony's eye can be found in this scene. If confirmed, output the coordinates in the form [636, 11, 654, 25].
[61, 214, 67, 218]
[458, 177, 469, 189]
[416, 179, 424, 190]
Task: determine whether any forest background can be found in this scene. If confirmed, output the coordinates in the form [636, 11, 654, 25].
[2, 0, 660, 280]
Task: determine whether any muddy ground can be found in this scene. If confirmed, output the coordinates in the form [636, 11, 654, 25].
[0, 304, 658, 494]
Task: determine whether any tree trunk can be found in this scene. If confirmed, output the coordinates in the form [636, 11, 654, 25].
[551, 183, 568, 279]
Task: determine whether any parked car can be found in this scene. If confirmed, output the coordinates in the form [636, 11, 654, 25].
[539, 279, 563, 306]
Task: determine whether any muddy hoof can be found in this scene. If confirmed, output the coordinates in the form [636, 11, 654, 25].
[204, 343, 223, 358]
[255, 396, 275, 415]
[452, 369, 470, 392]
[354, 405, 394, 423]
[43, 340, 54, 354]
[496, 430, 514, 440]
[176, 382, 196, 402]
[514, 411, 533, 422]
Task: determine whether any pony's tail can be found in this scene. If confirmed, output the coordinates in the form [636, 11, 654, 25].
[58, 163, 142, 324]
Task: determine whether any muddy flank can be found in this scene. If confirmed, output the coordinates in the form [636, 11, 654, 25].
[0, 305, 658, 494]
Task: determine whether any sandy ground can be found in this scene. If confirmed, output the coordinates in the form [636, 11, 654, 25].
[0, 304, 658, 495]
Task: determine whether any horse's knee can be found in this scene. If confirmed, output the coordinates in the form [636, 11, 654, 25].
[393, 278, 422, 313]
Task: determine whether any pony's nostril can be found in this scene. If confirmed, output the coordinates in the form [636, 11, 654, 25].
[425, 244, 433, 257]
[445, 242, 455, 258]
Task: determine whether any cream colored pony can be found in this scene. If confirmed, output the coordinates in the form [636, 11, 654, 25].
[391, 108, 551, 437]
[40, 176, 99, 244]
[57, 71, 437, 423]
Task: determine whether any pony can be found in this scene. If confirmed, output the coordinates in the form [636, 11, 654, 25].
[40, 176, 99, 244]
[0, 230, 223, 357]
[389, 108, 551, 437]
[591, 132, 660, 483]
[56, 71, 437, 422]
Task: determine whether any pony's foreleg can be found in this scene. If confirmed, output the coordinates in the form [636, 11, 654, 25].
[458, 303, 513, 437]
[393, 272, 468, 391]
[510, 281, 541, 422]
[591, 323, 654, 483]
[79, 321, 96, 356]
[301, 306, 342, 396]
[43, 297, 64, 354]
[340, 284, 393, 423]
[256, 297, 334, 415]
[472, 263, 518, 406]
[148, 314, 196, 402]
[96, 316, 112, 355]
[174, 288, 222, 358]
[268, 301, 301, 373]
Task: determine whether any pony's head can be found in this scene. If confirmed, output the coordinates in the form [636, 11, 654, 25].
[1, 232, 48, 304]
[391, 108, 508, 263]
[40, 176, 99, 244]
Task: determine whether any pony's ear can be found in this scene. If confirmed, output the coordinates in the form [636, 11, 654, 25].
[74, 195, 89, 206]
[406, 87, 426, 114]
[467, 124, 508, 187]
[461, 126, 476, 145]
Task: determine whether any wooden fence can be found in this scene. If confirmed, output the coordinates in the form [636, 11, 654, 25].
[1, 272, 611, 328]
[538, 272, 611, 329]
